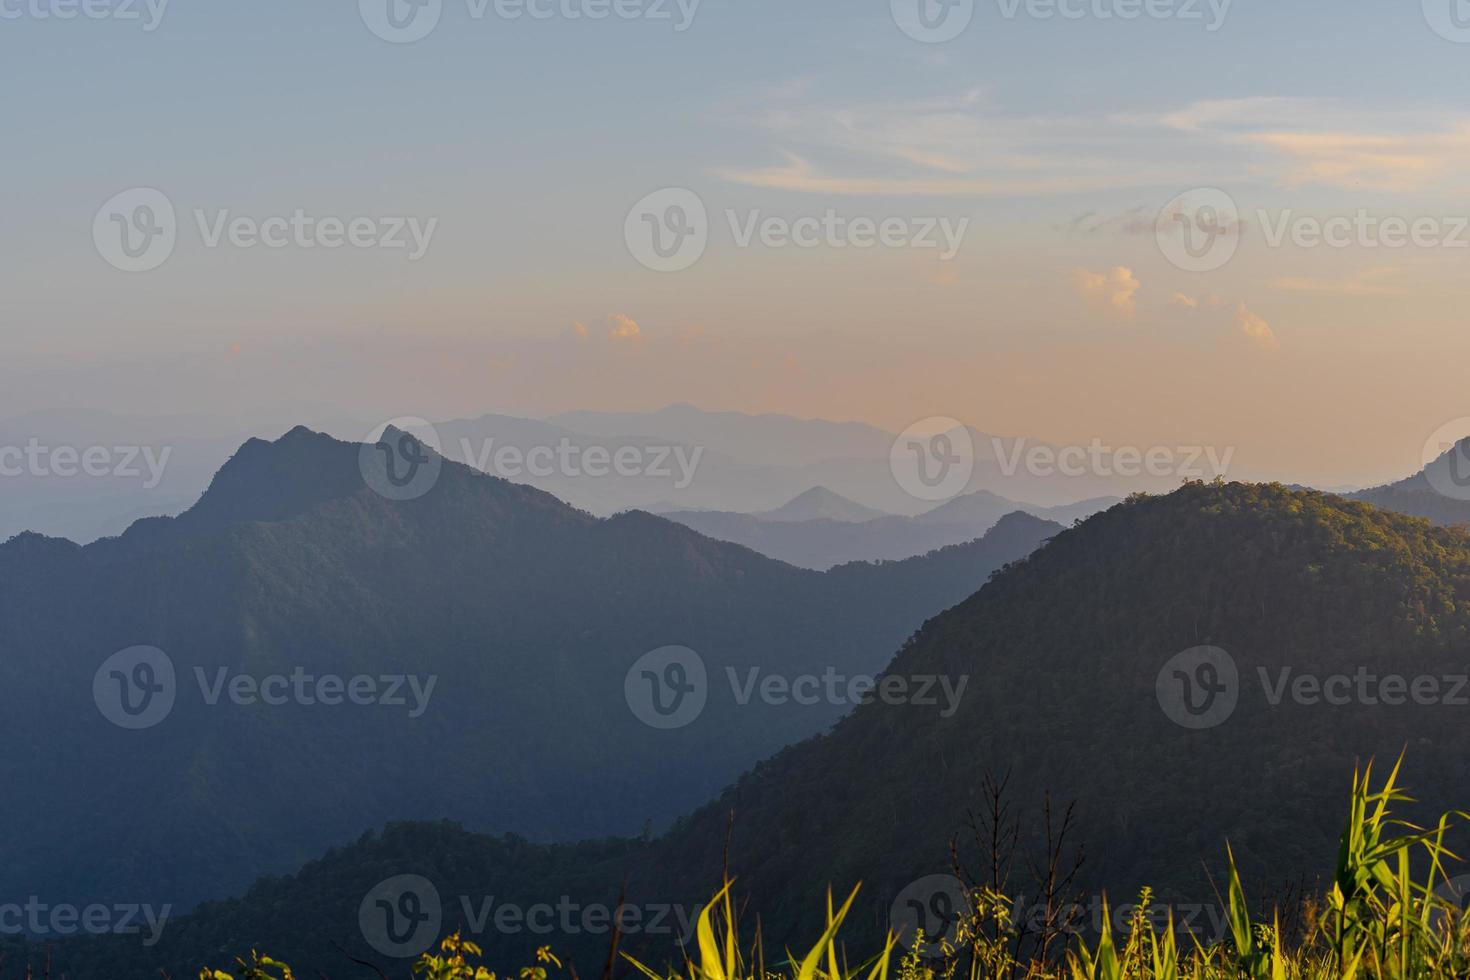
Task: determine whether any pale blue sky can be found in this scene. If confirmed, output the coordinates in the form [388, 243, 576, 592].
[2, 0, 1468, 484]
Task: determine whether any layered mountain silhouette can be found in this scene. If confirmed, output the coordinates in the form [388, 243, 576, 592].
[659, 489, 1116, 569]
[1350, 436, 1470, 527]
[0, 427, 1058, 915]
[755, 487, 888, 523]
[46, 481, 1470, 980]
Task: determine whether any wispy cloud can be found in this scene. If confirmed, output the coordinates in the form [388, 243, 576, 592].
[718, 88, 1470, 198]
[1266, 267, 1407, 296]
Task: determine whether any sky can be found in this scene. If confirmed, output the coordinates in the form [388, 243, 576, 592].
[2, 0, 1468, 486]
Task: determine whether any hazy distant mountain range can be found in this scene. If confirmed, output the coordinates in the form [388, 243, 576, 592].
[0, 427, 1059, 914]
[1349, 436, 1470, 528]
[0, 404, 1264, 544]
[656, 487, 1117, 569]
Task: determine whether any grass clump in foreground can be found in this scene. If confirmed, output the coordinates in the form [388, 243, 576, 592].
[202, 758, 1470, 980]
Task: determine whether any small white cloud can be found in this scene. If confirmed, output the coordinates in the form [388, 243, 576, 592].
[1236, 303, 1280, 350]
[1075, 266, 1140, 318]
[608, 313, 642, 342]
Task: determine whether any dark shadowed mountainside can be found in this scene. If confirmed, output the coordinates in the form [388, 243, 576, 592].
[46, 482, 1470, 980]
[0, 427, 1057, 915]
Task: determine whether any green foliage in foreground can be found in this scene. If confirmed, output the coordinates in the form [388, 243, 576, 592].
[201, 758, 1470, 980]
